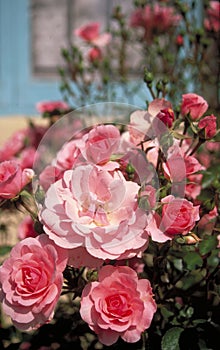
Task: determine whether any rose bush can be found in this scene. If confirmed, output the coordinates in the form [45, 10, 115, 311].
[0, 89, 219, 349]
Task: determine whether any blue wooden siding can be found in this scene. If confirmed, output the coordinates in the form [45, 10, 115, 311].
[0, 0, 148, 117]
[0, 0, 62, 116]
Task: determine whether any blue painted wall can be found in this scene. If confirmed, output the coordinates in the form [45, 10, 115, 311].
[0, 0, 62, 116]
[0, 0, 148, 117]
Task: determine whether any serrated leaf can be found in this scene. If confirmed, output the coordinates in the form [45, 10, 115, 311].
[199, 235, 217, 256]
[183, 252, 203, 270]
[161, 327, 184, 350]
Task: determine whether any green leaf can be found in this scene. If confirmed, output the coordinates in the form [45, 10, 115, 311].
[161, 327, 184, 350]
[176, 269, 206, 290]
[183, 252, 203, 270]
[199, 235, 217, 256]
[0, 245, 12, 256]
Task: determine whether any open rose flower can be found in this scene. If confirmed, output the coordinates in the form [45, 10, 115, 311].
[0, 160, 34, 199]
[0, 234, 68, 330]
[82, 124, 120, 165]
[181, 93, 208, 120]
[74, 22, 111, 47]
[161, 195, 200, 236]
[36, 101, 69, 114]
[80, 265, 157, 346]
[40, 163, 149, 266]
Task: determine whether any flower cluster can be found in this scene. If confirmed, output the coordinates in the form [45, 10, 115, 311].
[0, 89, 219, 348]
[59, 0, 220, 112]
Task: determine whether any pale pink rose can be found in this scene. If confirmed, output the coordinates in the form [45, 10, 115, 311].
[139, 184, 157, 209]
[128, 110, 154, 145]
[163, 154, 204, 182]
[0, 129, 27, 162]
[18, 216, 38, 240]
[53, 139, 83, 171]
[80, 265, 157, 346]
[204, 1, 220, 32]
[161, 195, 200, 236]
[146, 212, 171, 243]
[181, 93, 208, 120]
[36, 101, 69, 114]
[39, 165, 62, 192]
[88, 47, 103, 62]
[0, 234, 68, 330]
[0, 160, 34, 199]
[198, 115, 217, 139]
[40, 164, 149, 265]
[74, 22, 111, 47]
[83, 124, 120, 165]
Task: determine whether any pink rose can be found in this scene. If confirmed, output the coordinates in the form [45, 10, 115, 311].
[185, 173, 203, 200]
[0, 234, 68, 330]
[83, 124, 120, 164]
[161, 195, 200, 236]
[198, 206, 218, 233]
[88, 47, 102, 62]
[0, 160, 34, 199]
[0, 129, 27, 162]
[155, 107, 175, 128]
[181, 93, 208, 120]
[80, 265, 157, 345]
[198, 114, 217, 139]
[204, 1, 220, 32]
[19, 147, 36, 169]
[39, 165, 62, 192]
[40, 164, 149, 265]
[36, 101, 69, 114]
[74, 22, 111, 47]
[130, 4, 181, 41]
[18, 216, 38, 240]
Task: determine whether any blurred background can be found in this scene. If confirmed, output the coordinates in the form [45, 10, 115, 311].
[0, 0, 132, 117]
[0, 0, 219, 119]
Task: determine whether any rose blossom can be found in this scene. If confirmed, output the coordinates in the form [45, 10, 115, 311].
[0, 160, 34, 199]
[130, 4, 181, 40]
[88, 47, 102, 62]
[204, 1, 220, 32]
[40, 163, 149, 265]
[18, 216, 38, 240]
[198, 114, 217, 139]
[155, 108, 175, 128]
[74, 22, 111, 47]
[181, 93, 208, 120]
[0, 234, 68, 330]
[161, 195, 200, 236]
[36, 101, 69, 114]
[80, 265, 157, 345]
[83, 124, 121, 165]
